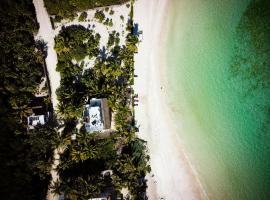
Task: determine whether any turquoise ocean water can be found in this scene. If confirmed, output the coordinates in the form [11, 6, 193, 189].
[166, 0, 270, 199]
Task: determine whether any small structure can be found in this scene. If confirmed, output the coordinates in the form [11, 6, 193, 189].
[58, 195, 70, 200]
[27, 96, 51, 129]
[83, 98, 111, 132]
[88, 193, 123, 200]
[27, 114, 45, 129]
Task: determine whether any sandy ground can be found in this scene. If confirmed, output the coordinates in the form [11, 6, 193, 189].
[33, 0, 60, 199]
[133, 0, 208, 199]
[33, 0, 60, 110]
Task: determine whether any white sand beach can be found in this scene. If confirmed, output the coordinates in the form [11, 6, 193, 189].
[133, 0, 207, 199]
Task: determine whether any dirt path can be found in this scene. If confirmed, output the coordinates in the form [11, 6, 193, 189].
[33, 0, 60, 110]
[33, 0, 60, 199]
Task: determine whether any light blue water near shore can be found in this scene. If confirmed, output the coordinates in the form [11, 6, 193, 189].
[166, 0, 270, 199]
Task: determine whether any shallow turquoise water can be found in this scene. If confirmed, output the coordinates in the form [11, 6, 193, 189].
[166, 0, 270, 199]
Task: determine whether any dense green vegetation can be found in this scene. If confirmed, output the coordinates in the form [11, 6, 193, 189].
[0, 0, 58, 199]
[231, 0, 270, 132]
[0, 0, 149, 198]
[54, 2, 150, 199]
[54, 129, 149, 199]
[53, 126, 149, 197]
[44, 0, 130, 19]
[107, 31, 120, 47]
[55, 25, 101, 119]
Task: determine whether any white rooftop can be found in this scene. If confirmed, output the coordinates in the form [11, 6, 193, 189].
[84, 99, 104, 132]
[27, 115, 45, 129]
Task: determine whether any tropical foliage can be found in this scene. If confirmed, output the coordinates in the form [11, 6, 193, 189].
[0, 0, 58, 199]
[1, 0, 148, 199]
[55, 25, 100, 119]
[54, 1, 151, 199]
[44, 0, 130, 19]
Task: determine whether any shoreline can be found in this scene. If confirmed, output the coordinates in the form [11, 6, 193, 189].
[134, 0, 207, 199]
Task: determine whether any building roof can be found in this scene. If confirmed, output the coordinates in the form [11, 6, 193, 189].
[85, 105, 104, 132]
[84, 99, 104, 132]
[27, 115, 45, 129]
[83, 98, 111, 133]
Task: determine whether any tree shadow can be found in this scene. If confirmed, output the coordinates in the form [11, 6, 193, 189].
[132, 23, 142, 36]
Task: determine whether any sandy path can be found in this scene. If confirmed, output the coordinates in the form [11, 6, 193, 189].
[133, 0, 208, 199]
[33, 1, 60, 199]
[33, 0, 60, 110]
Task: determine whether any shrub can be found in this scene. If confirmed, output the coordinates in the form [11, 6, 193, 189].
[109, 9, 114, 15]
[78, 12, 87, 22]
[94, 10, 105, 23]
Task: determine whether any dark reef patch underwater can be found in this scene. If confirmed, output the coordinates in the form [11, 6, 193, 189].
[230, 0, 270, 198]
[231, 0, 270, 132]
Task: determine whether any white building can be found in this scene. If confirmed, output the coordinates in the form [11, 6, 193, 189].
[27, 115, 45, 129]
[83, 98, 111, 133]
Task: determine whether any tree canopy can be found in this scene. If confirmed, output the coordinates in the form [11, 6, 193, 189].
[44, 0, 130, 19]
[0, 0, 58, 199]
[53, 2, 151, 199]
